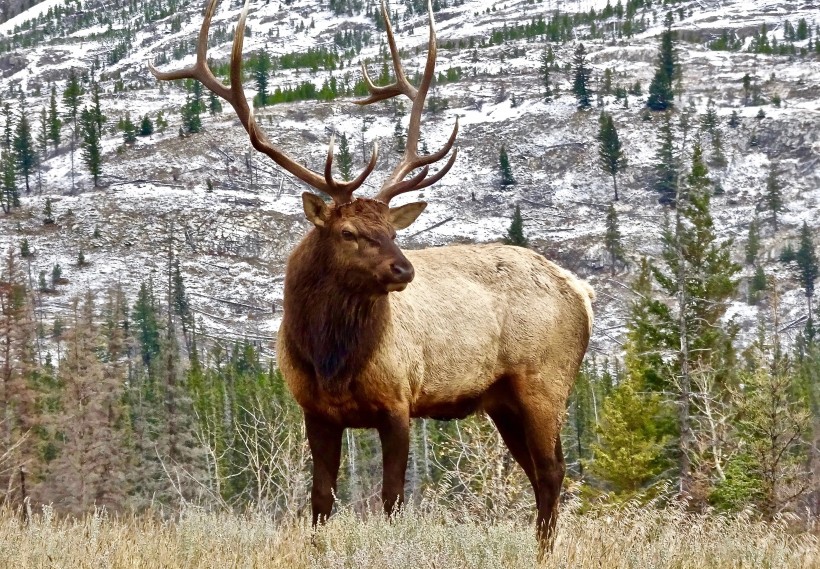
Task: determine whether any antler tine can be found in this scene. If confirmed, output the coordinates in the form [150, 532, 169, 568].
[149, 0, 377, 205]
[362, 0, 458, 205]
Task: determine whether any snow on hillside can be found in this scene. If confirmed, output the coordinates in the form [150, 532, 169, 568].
[1, 0, 819, 357]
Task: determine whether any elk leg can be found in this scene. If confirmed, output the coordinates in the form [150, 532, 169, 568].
[377, 410, 410, 516]
[305, 414, 343, 526]
[521, 404, 566, 555]
[488, 408, 540, 507]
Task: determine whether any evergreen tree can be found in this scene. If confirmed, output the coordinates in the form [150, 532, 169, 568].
[181, 81, 203, 134]
[0, 150, 19, 213]
[654, 111, 677, 206]
[498, 145, 515, 186]
[572, 43, 593, 110]
[155, 111, 169, 133]
[337, 132, 354, 181]
[47, 85, 61, 150]
[539, 44, 555, 101]
[43, 197, 54, 224]
[1, 102, 12, 150]
[795, 222, 818, 319]
[504, 205, 528, 247]
[132, 281, 160, 367]
[728, 110, 740, 128]
[80, 107, 102, 187]
[139, 114, 154, 137]
[646, 30, 677, 111]
[37, 107, 48, 157]
[89, 80, 106, 140]
[393, 120, 405, 152]
[590, 378, 669, 495]
[208, 91, 223, 116]
[63, 71, 84, 192]
[252, 51, 272, 107]
[13, 101, 37, 193]
[745, 216, 761, 265]
[604, 204, 626, 275]
[119, 112, 137, 144]
[598, 112, 627, 201]
[760, 165, 785, 232]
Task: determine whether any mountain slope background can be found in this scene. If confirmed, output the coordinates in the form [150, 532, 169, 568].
[1, 0, 819, 355]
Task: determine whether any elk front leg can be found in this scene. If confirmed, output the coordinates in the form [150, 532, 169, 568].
[377, 410, 410, 516]
[305, 414, 343, 526]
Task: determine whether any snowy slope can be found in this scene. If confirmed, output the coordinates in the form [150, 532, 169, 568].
[1, 0, 819, 356]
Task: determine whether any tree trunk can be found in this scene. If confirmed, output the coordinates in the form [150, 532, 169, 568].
[612, 174, 619, 201]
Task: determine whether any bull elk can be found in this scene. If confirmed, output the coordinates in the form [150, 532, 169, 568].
[150, 0, 594, 553]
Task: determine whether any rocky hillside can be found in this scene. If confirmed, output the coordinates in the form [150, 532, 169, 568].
[1, 0, 819, 355]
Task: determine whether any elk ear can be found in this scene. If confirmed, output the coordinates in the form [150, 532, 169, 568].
[389, 201, 427, 230]
[302, 192, 330, 227]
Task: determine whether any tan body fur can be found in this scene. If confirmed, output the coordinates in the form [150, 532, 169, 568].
[280, 243, 593, 428]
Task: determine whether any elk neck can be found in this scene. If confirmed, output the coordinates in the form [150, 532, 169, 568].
[282, 231, 390, 392]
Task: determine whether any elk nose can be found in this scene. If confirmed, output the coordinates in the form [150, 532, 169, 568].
[390, 261, 415, 283]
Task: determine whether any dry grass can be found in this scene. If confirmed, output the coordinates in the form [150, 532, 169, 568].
[0, 503, 817, 569]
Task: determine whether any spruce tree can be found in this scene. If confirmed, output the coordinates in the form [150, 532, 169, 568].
[498, 145, 515, 186]
[795, 221, 818, 318]
[539, 44, 555, 101]
[604, 204, 626, 275]
[504, 205, 528, 247]
[119, 112, 137, 144]
[728, 110, 740, 128]
[761, 166, 785, 232]
[598, 112, 627, 201]
[80, 107, 102, 187]
[43, 197, 54, 224]
[13, 101, 37, 193]
[47, 85, 61, 150]
[181, 82, 203, 134]
[208, 91, 222, 116]
[0, 150, 19, 213]
[655, 111, 677, 206]
[646, 30, 676, 111]
[572, 43, 593, 110]
[63, 71, 84, 192]
[590, 378, 669, 495]
[253, 52, 272, 107]
[745, 216, 761, 265]
[1, 102, 12, 150]
[90, 80, 106, 140]
[139, 114, 154, 137]
[337, 132, 354, 181]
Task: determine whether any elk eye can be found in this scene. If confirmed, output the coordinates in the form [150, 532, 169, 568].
[341, 229, 356, 240]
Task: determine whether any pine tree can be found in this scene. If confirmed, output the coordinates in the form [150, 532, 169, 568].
[761, 166, 785, 232]
[795, 221, 818, 319]
[208, 91, 222, 116]
[498, 145, 515, 186]
[253, 52, 272, 107]
[181, 81, 203, 134]
[504, 205, 528, 247]
[63, 71, 84, 192]
[43, 197, 54, 224]
[90, 81, 105, 139]
[539, 44, 555, 101]
[604, 204, 626, 275]
[572, 43, 593, 110]
[590, 378, 669, 495]
[745, 216, 761, 265]
[0, 150, 19, 214]
[119, 112, 137, 144]
[1, 102, 12, 150]
[646, 30, 677, 111]
[80, 107, 102, 187]
[393, 120, 405, 152]
[337, 132, 354, 182]
[598, 112, 627, 201]
[139, 114, 154, 137]
[47, 85, 61, 150]
[728, 110, 740, 128]
[655, 111, 677, 206]
[132, 282, 160, 367]
[13, 101, 37, 193]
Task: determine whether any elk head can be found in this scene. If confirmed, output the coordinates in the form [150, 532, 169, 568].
[149, 0, 458, 295]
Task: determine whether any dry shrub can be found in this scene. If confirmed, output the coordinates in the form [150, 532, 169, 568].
[0, 502, 816, 569]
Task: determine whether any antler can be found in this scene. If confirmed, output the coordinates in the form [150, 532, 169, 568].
[148, 0, 377, 205]
[357, 0, 459, 205]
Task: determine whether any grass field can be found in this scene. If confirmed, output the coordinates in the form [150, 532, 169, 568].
[0, 503, 817, 569]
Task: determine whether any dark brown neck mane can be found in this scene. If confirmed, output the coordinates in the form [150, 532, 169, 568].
[282, 231, 389, 392]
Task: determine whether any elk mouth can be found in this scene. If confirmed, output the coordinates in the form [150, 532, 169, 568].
[385, 282, 409, 293]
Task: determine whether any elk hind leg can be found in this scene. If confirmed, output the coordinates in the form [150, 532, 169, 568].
[520, 397, 566, 555]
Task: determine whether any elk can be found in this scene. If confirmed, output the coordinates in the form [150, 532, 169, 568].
[150, 0, 594, 553]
